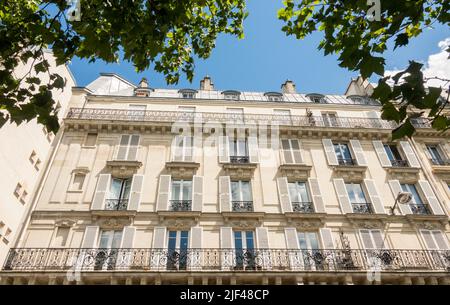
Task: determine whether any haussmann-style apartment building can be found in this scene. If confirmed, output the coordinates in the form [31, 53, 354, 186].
[0, 74, 449, 285]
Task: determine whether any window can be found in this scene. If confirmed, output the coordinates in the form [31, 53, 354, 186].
[234, 231, 255, 269]
[426, 145, 446, 165]
[229, 138, 248, 162]
[384, 144, 407, 167]
[116, 134, 140, 161]
[281, 139, 302, 164]
[333, 143, 353, 165]
[72, 173, 86, 191]
[99, 230, 122, 249]
[268, 95, 283, 102]
[348, 95, 370, 105]
[307, 94, 325, 103]
[95, 230, 123, 270]
[231, 181, 253, 211]
[106, 178, 132, 210]
[54, 227, 70, 247]
[223, 91, 240, 100]
[321, 112, 338, 127]
[167, 230, 189, 270]
[84, 133, 98, 146]
[421, 230, 449, 250]
[400, 184, 430, 215]
[170, 180, 192, 211]
[346, 183, 371, 213]
[173, 135, 193, 161]
[360, 229, 385, 249]
[288, 182, 313, 213]
[298, 231, 321, 269]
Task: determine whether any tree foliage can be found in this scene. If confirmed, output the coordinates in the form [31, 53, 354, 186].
[0, 0, 246, 132]
[278, 0, 450, 139]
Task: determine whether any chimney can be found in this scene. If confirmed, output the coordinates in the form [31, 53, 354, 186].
[281, 80, 296, 94]
[200, 75, 214, 91]
[135, 77, 151, 97]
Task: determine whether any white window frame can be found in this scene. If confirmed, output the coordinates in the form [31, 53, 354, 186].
[175, 135, 193, 161]
[230, 180, 253, 202]
[359, 229, 386, 249]
[170, 179, 192, 201]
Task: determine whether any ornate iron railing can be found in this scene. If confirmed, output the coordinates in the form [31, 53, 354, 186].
[104, 199, 128, 211]
[291, 202, 315, 213]
[3, 248, 449, 272]
[230, 156, 250, 163]
[65, 108, 408, 129]
[337, 158, 356, 166]
[409, 203, 432, 215]
[232, 201, 254, 212]
[390, 159, 409, 167]
[351, 202, 373, 214]
[169, 200, 192, 211]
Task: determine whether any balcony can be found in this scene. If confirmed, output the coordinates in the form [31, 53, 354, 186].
[3, 248, 449, 273]
[337, 158, 356, 166]
[230, 156, 250, 164]
[410, 203, 432, 215]
[169, 200, 192, 212]
[232, 201, 254, 212]
[291, 202, 315, 213]
[104, 199, 128, 211]
[390, 159, 409, 167]
[351, 202, 373, 214]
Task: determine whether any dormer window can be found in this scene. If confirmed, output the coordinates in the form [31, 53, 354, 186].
[179, 89, 197, 99]
[347, 95, 376, 105]
[222, 90, 241, 101]
[264, 92, 283, 102]
[306, 94, 326, 104]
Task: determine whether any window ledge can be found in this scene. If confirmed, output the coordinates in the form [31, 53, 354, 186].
[66, 190, 83, 194]
[222, 163, 257, 180]
[81, 145, 97, 149]
[405, 214, 448, 227]
[285, 212, 326, 223]
[431, 165, 450, 180]
[278, 164, 312, 181]
[165, 161, 200, 178]
[332, 165, 367, 182]
[106, 160, 142, 178]
[346, 213, 388, 220]
[386, 167, 420, 183]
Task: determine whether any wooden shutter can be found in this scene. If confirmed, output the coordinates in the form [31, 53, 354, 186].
[418, 180, 445, 215]
[276, 177, 292, 213]
[371, 230, 384, 249]
[91, 174, 111, 210]
[152, 227, 167, 249]
[190, 227, 203, 249]
[290, 139, 303, 164]
[388, 180, 412, 215]
[248, 136, 259, 163]
[400, 141, 420, 168]
[281, 139, 293, 164]
[81, 226, 99, 248]
[116, 135, 129, 160]
[308, 178, 325, 213]
[192, 175, 203, 212]
[192, 134, 202, 163]
[319, 228, 335, 249]
[349, 139, 367, 166]
[322, 139, 338, 165]
[333, 178, 352, 214]
[120, 226, 136, 248]
[432, 231, 449, 250]
[156, 175, 171, 211]
[171, 135, 183, 162]
[360, 229, 375, 249]
[372, 140, 391, 167]
[219, 176, 231, 212]
[128, 174, 144, 211]
[284, 228, 300, 249]
[364, 179, 385, 214]
[218, 135, 230, 163]
[127, 135, 140, 161]
[256, 227, 269, 249]
[421, 230, 437, 249]
[220, 227, 233, 249]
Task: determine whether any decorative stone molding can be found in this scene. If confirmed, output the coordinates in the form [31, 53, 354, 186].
[386, 167, 420, 183]
[221, 163, 257, 180]
[406, 214, 449, 229]
[165, 162, 200, 179]
[285, 212, 326, 224]
[93, 216, 133, 229]
[54, 219, 76, 227]
[71, 167, 90, 175]
[222, 212, 265, 227]
[346, 214, 387, 228]
[430, 165, 450, 182]
[105, 160, 142, 178]
[278, 164, 312, 181]
[157, 211, 201, 227]
[286, 217, 324, 230]
[332, 165, 367, 182]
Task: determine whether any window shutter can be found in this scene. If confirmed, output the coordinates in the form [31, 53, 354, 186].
[418, 180, 445, 215]
[400, 141, 420, 168]
[256, 227, 269, 249]
[219, 176, 231, 212]
[308, 178, 325, 213]
[349, 139, 367, 166]
[364, 179, 385, 214]
[91, 174, 111, 210]
[284, 228, 300, 249]
[220, 227, 233, 249]
[81, 226, 99, 248]
[128, 174, 144, 211]
[388, 180, 412, 215]
[281, 139, 293, 164]
[218, 135, 230, 163]
[183, 136, 193, 162]
[192, 134, 202, 163]
[319, 228, 335, 249]
[127, 135, 140, 161]
[190, 227, 203, 249]
[372, 140, 391, 167]
[156, 175, 171, 211]
[116, 135, 130, 160]
[152, 227, 167, 249]
[421, 230, 437, 249]
[432, 231, 449, 250]
[333, 178, 352, 214]
[192, 175, 203, 212]
[291, 139, 303, 164]
[120, 226, 136, 248]
[171, 135, 183, 162]
[360, 229, 375, 249]
[276, 177, 292, 213]
[322, 139, 338, 165]
[371, 230, 384, 249]
[248, 136, 259, 163]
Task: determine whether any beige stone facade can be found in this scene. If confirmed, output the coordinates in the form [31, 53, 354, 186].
[1, 74, 449, 285]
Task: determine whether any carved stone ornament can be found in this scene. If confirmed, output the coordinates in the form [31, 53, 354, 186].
[96, 216, 132, 229]
[288, 219, 323, 230]
[54, 219, 76, 227]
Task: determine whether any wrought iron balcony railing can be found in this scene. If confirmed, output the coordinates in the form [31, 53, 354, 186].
[169, 200, 192, 211]
[65, 108, 410, 130]
[291, 201, 315, 213]
[409, 203, 432, 215]
[337, 158, 356, 166]
[390, 159, 409, 167]
[351, 202, 373, 214]
[104, 199, 128, 211]
[229, 156, 250, 164]
[3, 248, 449, 272]
[232, 201, 254, 212]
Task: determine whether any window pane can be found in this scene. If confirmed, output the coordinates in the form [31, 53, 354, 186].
[234, 231, 243, 250]
[168, 231, 177, 250]
[180, 231, 189, 249]
[112, 231, 122, 248]
[245, 231, 254, 249]
[401, 184, 423, 204]
[240, 181, 252, 201]
[121, 178, 132, 200]
[237, 139, 247, 156]
[307, 232, 319, 250]
[171, 181, 181, 200]
[73, 174, 85, 190]
[288, 183, 299, 202]
[99, 231, 111, 248]
[182, 180, 192, 200]
[281, 139, 291, 150]
[109, 179, 122, 199]
[231, 181, 240, 201]
[298, 232, 307, 250]
[297, 182, 310, 202]
[54, 227, 70, 247]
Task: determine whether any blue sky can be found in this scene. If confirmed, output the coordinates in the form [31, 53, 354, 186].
[68, 0, 449, 94]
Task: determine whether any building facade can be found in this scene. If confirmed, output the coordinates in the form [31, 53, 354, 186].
[0, 74, 449, 285]
[0, 50, 75, 266]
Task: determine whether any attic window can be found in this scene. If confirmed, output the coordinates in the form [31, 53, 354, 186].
[306, 94, 326, 104]
[222, 90, 241, 101]
[179, 89, 197, 99]
[264, 92, 283, 102]
[348, 95, 370, 104]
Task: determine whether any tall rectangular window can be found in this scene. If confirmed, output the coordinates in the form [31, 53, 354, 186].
[281, 139, 302, 164]
[229, 138, 248, 157]
[231, 181, 253, 212]
[174, 136, 193, 161]
[333, 143, 353, 165]
[288, 181, 313, 213]
[346, 183, 371, 213]
[116, 135, 140, 161]
[170, 180, 192, 211]
[72, 173, 86, 191]
[106, 178, 132, 210]
[234, 231, 255, 269]
[167, 230, 189, 270]
[426, 145, 445, 165]
[321, 112, 338, 127]
[383, 144, 407, 167]
[54, 227, 70, 247]
[400, 183, 430, 215]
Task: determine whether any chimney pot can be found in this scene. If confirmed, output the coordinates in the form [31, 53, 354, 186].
[200, 76, 214, 91]
[281, 80, 296, 94]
